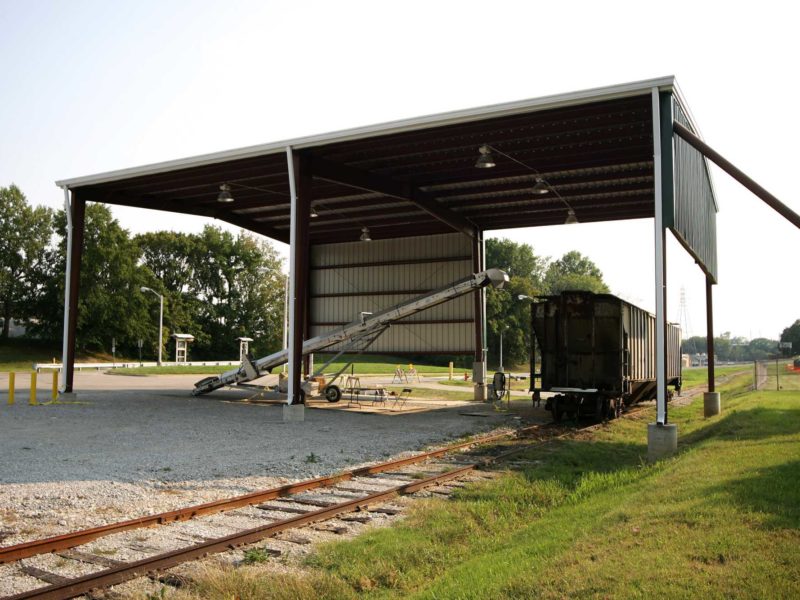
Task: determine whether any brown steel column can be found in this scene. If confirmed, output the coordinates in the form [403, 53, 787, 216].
[289, 153, 312, 404]
[705, 275, 715, 393]
[64, 196, 86, 393]
[472, 228, 484, 362]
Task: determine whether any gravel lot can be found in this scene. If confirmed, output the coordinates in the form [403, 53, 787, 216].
[0, 371, 515, 548]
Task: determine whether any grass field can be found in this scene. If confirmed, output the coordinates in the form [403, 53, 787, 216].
[680, 364, 752, 389]
[385, 386, 476, 402]
[764, 361, 800, 391]
[0, 339, 125, 371]
[109, 365, 237, 376]
[111, 354, 460, 376]
[169, 369, 800, 599]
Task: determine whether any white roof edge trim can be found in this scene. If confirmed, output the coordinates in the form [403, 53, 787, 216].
[56, 76, 676, 189]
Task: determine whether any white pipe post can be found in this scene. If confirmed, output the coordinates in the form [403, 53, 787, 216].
[59, 187, 73, 393]
[285, 146, 298, 404]
[652, 88, 667, 425]
[282, 275, 289, 373]
[499, 329, 504, 373]
[158, 294, 163, 366]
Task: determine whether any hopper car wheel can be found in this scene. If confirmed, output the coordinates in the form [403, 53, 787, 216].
[325, 385, 342, 403]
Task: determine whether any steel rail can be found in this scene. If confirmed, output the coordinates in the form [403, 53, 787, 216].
[5, 464, 481, 600]
[0, 426, 537, 564]
[5, 426, 567, 600]
[6, 416, 637, 600]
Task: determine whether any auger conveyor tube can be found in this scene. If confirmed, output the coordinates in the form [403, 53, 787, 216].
[192, 268, 508, 396]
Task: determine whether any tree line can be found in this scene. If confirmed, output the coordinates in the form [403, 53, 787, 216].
[1, 184, 285, 361]
[681, 334, 781, 362]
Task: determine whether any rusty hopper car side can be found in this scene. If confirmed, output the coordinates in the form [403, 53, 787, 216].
[530, 291, 681, 421]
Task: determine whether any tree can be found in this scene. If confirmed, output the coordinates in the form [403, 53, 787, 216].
[0, 184, 54, 338]
[780, 319, 800, 357]
[32, 204, 155, 355]
[544, 250, 609, 295]
[485, 238, 547, 368]
[136, 231, 205, 358]
[182, 226, 286, 359]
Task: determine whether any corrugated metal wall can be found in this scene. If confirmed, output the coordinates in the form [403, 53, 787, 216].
[627, 303, 681, 382]
[661, 92, 719, 282]
[309, 233, 475, 353]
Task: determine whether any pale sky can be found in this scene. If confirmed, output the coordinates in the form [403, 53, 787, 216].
[1, 0, 798, 341]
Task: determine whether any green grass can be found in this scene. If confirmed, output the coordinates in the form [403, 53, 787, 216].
[172, 369, 799, 599]
[111, 354, 460, 376]
[385, 386, 476, 402]
[110, 365, 236, 376]
[316, 354, 457, 375]
[764, 361, 800, 391]
[0, 339, 125, 371]
[438, 378, 530, 392]
[680, 364, 751, 389]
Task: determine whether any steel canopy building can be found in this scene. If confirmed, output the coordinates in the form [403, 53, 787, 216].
[56, 76, 722, 451]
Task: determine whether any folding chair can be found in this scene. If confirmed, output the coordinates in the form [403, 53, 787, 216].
[392, 388, 413, 410]
[371, 386, 388, 408]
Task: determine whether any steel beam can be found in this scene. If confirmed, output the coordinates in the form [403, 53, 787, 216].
[64, 195, 86, 393]
[673, 121, 800, 230]
[286, 149, 312, 404]
[310, 155, 475, 238]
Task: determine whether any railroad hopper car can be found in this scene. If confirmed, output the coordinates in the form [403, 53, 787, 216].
[530, 291, 682, 421]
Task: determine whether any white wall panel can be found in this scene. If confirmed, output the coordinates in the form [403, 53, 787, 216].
[310, 233, 475, 354]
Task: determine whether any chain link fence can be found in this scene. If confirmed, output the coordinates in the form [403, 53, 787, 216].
[753, 359, 800, 392]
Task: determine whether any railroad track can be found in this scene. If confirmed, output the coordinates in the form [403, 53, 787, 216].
[1, 422, 569, 600]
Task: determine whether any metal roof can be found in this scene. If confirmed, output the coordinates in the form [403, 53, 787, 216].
[58, 76, 691, 244]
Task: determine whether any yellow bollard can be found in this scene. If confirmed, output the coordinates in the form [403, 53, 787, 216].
[449, 361, 454, 381]
[52, 370, 59, 401]
[30, 371, 38, 406]
[8, 372, 14, 405]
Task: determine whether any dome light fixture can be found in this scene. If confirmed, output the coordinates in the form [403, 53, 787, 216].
[564, 208, 579, 225]
[474, 145, 496, 169]
[531, 178, 550, 195]
[217, 183, 234, 203]
[359, 226, 372, 242]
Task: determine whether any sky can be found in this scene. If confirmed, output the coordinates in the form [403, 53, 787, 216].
[1, 0, 798, 341]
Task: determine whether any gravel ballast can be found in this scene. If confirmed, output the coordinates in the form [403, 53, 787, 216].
[0, 372, 513, 551]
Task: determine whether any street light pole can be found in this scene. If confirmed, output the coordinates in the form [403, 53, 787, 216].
[499, 325, 508, 373]
[141, 287, 164, 366]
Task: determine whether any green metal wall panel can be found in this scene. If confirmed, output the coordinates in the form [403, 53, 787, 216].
[660, 92, 719, 282]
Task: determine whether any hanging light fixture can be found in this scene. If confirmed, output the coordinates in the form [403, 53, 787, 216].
[531, 178, 550, 195]
[310, 206, 318, 218]
[564, 208, 579, 225]
[360, 226, 372, 242]
[474, 145, 496, 169]
[476, 143, 577, 225]
[217, 183, 234, 203]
